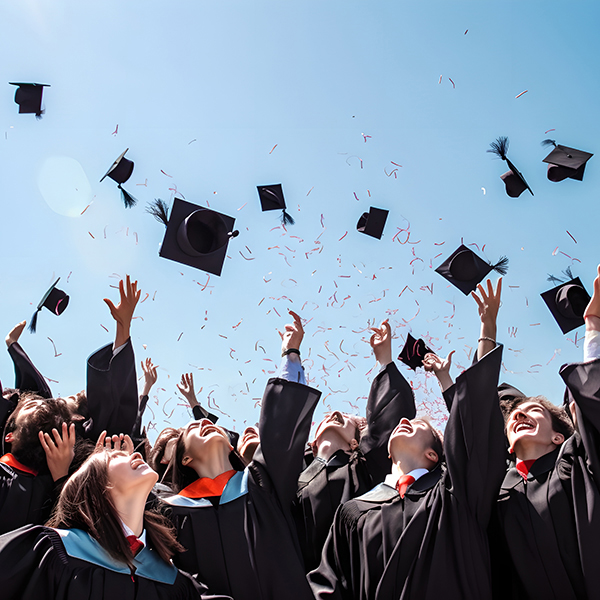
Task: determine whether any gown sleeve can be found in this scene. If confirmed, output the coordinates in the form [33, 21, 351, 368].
[360, 362, 416, 483]
[253, 378, 321, 507]
[86, 339, 138, 439]
[8, 342, 52, 398]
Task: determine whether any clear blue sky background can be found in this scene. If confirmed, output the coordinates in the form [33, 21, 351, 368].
[2, 0, 599, 441]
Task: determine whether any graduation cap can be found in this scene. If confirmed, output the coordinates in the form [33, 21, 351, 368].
[497, 382, 526, 403]
[148, 197, 239, 276]
[397, 333, 433, 370]
[435, 244, 508, 295]
[356, 207, 389, 240]
[541, 276, 591, 334]
[28, 278, 69, 333]
[488, 137, 533, 198]
[9, 82, 49, 117]
[100, 148, 137, 208]
[257, 184, 294, 225]
[541, 140, 593, 182]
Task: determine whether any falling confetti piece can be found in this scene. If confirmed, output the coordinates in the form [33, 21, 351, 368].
[307, 186, 314, 196]
[464, 29, 468, 34]
[88, 232, 95, 239]
[47, 337, 61, 357]
[80, 203, 93, 215]
[112, 124, 118, 135]
[66, 271, 72, 283]
[544, 129, 556, 134]
[438, 75, 442, 84]
[448, 78, 456, 88]
[515, 90, 528, 99]
[100, 324, 109, 332]
[160, 169, 173, 177]
[237, 202, 247, 211]
[177, 332, 184, 342]
[269, 144, 278, 154]
[552, 246, 559, 256]
[188, 139, 197, 144]
[339, 231, 348, 241]
[566, 230, 577, 243]
[481, 187, 486, 195]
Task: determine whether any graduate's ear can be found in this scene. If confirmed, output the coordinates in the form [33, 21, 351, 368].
[4, 432, 14, 444]
[181, 455, 192, 466]
[349, 439, 358, 451]
[425, 449, 438, 464]
[552, 433, 565, 446]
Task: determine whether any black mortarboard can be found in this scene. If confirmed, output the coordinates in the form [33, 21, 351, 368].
[9, 82, 49, 117]
[257, 184, 294, 225]
[541, 140, 593, 182]
[100, 148, 137, 208]
[152, 197, 239, 276]
[28, 278, 69, 333]
[541, 276, 590, 334]
[435, 244, 508, 295]
[497, 382, 526, 403]
[356, 207, 389, 240]
[488, 137, 533, 198]
[397, 333, 433, 370]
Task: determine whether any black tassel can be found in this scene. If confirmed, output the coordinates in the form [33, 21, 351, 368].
[541, 139, 557, 148]
[488, 136, 509, 160]
[282, 209, 295, 226]
[490, 256, 509, 276]
[28, 310, 40, 333]
[146, 198, 170, 226]
[563, 266, 574, 280]
[35, 109, 45, 121]
[547, 274, 564, 284]
[118, 185, 137, 208]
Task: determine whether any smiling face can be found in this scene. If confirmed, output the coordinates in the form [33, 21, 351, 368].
[182, 419, 232, 462]
[388, 418, 441, 467]
[237, 426, 260, 462]
[313, 411, 359, 452]
[107, 451, 158, 497]
[506, 401, 564, 456]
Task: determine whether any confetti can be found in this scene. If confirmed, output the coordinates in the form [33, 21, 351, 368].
[177, 332, 183, 342]
[160, 169, 173, 177]
[515, 90, 528, 99]
[112, 124, 118, 135]
[338, 231, 348, 241]
[188, 139, 197, 144]
[88, 232, 95, 239]
[481, 187, 486, 195]
[448, 78, 456, 88]
[100, 324, 109, 332]
[136, 179, 148, 187]
[269, 144, 278, 154]
[566, 230, 577, 244]
[237, 202, 247, 211]
[47, 337, 61, 357]
[80, 203, 93, 215]
[544, 128, 556, 134]
[307, 186, 314, 196]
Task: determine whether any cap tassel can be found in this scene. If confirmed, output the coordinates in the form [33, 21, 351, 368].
[488, 136, 509, 160]
[541, 139, 557, 148]
[146, 198, 170, 226]
[118, 185, 137, 208]
[490, 256, 509, 276]
[282, 209, 295, 226]
[28, 310, 40, 334]
[547, 266, 574, 284]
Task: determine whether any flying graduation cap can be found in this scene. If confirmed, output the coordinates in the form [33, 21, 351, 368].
[100, 148, 137, 208]
[9, 82, 50, 117]
[28, 278, 69, 333]
[257, 184, 294, 225]
[356, 207, 389, 239]
[147, 197, 239, 276]
[397, 333, 433, 370]
[435, 244, 508, 295]
[488, 137, 533, 198]
[541, 140, 593, 182]
[541, 275, 591, 334]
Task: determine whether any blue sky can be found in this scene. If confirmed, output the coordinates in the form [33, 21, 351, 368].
[2, 0, 599, 440]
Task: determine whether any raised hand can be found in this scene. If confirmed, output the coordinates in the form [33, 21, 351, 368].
[369, 319, 393, 366]
[39, 422, 76, 481]
[95, 429, 135, 454]
[141, 358, 158, 396]
[423, 351, 455, 391]
[279, 310, 305, 355]
[103, 275, 141, 348]
[6, 320, 26, 347]
[177, 372, 198, 408]
[472, 278, 502, 359]
[584, 264, 600, 332]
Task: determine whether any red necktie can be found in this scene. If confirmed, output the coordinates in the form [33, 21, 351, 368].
[126, 535, 144, 556]
[396, 474, 416, 498]
[516, 459, 536, 480]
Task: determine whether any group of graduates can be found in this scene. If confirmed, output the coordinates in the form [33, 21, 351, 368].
[1, 267, 600, 600]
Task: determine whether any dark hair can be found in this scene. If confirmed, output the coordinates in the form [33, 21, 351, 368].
[170, 428, 245, 493]
[419, 417, 444, 464]
[500, 395, 574, 440]
[47, 449, 183, 568]
[7, 395, 73, 474]
[149, 427, 181, 483]
[70, 390, 89, 420]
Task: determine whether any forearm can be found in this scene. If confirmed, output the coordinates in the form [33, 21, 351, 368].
[477, 320, 497, 361]
[434, 371, 454, 392]
[114, 322, 131, 350]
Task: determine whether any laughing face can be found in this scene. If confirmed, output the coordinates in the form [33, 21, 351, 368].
[314, 411, 358, 451]
[107, 451, 158, 496]
[183, 419, 232, 460]
[506, 401, 564, 455]
[237, 426, 260, 462]
[388, 418, 440, 465]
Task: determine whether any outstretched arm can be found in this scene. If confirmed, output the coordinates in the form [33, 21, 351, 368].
[276, 310, 306, 384]
[103, 275, 141, 350]
[177, 372, 219, 423]
[471, 277, 502, 361]
[423, 351, 455, 392]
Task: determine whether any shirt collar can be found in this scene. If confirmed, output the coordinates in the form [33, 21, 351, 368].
[121, 521, 147, 546]
[385, 467, 430, 489]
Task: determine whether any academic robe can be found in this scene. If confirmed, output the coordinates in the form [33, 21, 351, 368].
[308, 345, 505, 600]
[0, 461, 63, 535]
[0, 525, 230, 600]
[86, 340, 139, 439]
[491, 356, 600, 600]
[294, 361, 416, 572]
[161, 377, 321, 600]
[8, 341, 52, 398]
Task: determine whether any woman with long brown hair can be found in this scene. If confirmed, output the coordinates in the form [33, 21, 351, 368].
[0, 433, 230, 599]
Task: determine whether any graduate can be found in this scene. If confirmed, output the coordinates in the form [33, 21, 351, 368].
[492, 264, 600, 599]
[309, 279, 506, 600]
[161, 310, 321, 600]
[294, 318, 416, 572]
[0, 435, 230, 599]
[0, 396, 75, 534]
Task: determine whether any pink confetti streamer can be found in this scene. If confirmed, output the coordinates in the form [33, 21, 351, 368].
[100, 324, 109, 332]
[47, 337, 61, 357]
[566, 230, 577, 243]
[449, 78, 456, 88]
[112, 124, 118, 135]
[338, 231, 348, 241]
[177, 332, 183, 342]
[544, 128, 556, 134]
[269, 144, 278, 154]
[160, 170, 173, 177]
[237, 203, 247, 211]
[307, 186, 314, 196]
[88, 232, 95, 239]
[239, 251, 255, 261]
[80, 204, 92, 215]
[515, 90, 528, 99]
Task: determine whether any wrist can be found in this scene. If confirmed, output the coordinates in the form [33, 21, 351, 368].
[282, 348, 301, 358]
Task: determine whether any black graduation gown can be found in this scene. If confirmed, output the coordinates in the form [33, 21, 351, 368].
[86, 340, 139, 439]
[492, 356, 600, 600]
[0, 463, 63, 535]
[161, 377, 321, 600]
[8, 341, 52, 398]
[0, 525, 230, 600]
[308, 345, 506, 600]
[294, 361, 415, 572]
